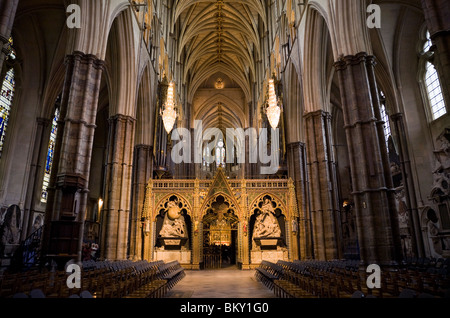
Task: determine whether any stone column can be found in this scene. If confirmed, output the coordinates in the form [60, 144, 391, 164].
[334, 53, 402, 267]
[41, 51, 105, 268]
[192, 179, 201, 269]
[0, 0, 18, 75]
[22, 118, 50, 241]
[240, 180, 250, 269]
[287, 142, 313, 260]
[188, 128, 195, 179]
[366, 55, 402, 263]
[421, 0, 450, 109]
[288, 179, 300, 260]
[391, 113, 425, 258]
[304, 110, 341, 260]
[102, 114, 135, 260]
[129, 144, 153, 260]
[141, 182, 153, 261]
[154, 110, 167, 172]
[190, 127, 202, 179]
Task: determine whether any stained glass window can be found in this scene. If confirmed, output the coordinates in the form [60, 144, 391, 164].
[41, 107, 60, 203]
[216, 140, 225, 167]
[0, 68, 15, 158]
[6, 37, 16, 61]
[422, 31, 446, 120]
[203, 146, 211, 168]
[379, 90, 391, 149]
[0, 38, 16, 159]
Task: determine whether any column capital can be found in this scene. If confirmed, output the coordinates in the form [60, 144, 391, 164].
[303, 109, 331, 120]
[65, 51, 106, 70]
[108, 113, 137, 124]
[135, 144, 153, 151]
[287, 141, 306, 150]
[333, 52, 374, 71]
[56, 173, 88, 190]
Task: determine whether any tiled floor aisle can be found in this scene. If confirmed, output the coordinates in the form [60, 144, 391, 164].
[165, 268, 276, 298]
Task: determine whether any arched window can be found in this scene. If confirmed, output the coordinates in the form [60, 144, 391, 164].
[203, 145, 211, 168]
[420, 31, 446, 120]
[216, 139, 225, 167]
[0, 69, 15, 159]
[0, 38, 16, 159]
[379, 90, 391, 149]
[41, 105, 60, 203]
[202, 139, 227, 170]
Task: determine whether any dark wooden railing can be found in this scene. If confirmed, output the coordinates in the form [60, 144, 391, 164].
[9, 226, 43, 271]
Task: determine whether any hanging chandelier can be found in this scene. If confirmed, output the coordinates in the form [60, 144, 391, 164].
[266, 79, 282, 129]
[162, 81, 177, 134]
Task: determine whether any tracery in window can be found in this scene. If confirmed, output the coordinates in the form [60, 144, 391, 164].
[0, 68, 15, 159]
[379, 90, 391, 149]
[41, 106, 60, 203]
[422, 31, 446, 120]
[216, 139, 225, 167]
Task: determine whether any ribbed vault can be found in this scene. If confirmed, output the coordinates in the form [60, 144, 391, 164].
[174, 0, 266, 104]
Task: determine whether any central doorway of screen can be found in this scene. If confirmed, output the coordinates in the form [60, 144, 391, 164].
[201, 195, 239, 269]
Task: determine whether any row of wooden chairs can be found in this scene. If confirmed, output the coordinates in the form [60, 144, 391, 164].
[401, 257, 450, 274]
[275, 260, 450, 298]
[156, 261, 186, 289]
[0, 259, 183, 298]
[255, 261, 284, 291]
[124, 261, 186, 298]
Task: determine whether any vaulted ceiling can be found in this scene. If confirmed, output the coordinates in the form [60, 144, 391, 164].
[174, 0, 266, 103]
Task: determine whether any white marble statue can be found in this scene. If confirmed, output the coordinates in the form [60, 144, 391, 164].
[159, 199, 188, 238]
[253, 198, 281, 238]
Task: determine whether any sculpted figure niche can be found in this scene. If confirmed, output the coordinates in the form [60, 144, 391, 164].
[159, 198, 188, 239]
[253, 198, 281, 238]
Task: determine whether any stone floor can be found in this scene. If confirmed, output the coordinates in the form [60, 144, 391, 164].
[165, 266, 276, 299]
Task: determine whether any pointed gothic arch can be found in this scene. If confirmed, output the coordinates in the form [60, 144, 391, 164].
[200, 192, 242, 221]
[154, 193, 193, 221]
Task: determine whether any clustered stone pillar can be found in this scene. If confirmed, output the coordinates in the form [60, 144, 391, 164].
[102, 114, 135, 260]
[288, 179, 300, 261]
[192, 179, 201, 269]
[42, 51, 105, 267]
[366, 55, 402, 262]
[240, 180, 250, 269]
[0, 0, 18, 75]
[391, 113, 425, 258]
[140, 182, 153, 261]
[154, 111, 168, 172]
[287, 142, 313, 260]
[421, 0, 450, 109]
[22, 118, 50, 241]
[334, 52, 402, 268]
[129, 144, 153, 260]
[304, 111, 341, 260]
[190, 127, 202, 179]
